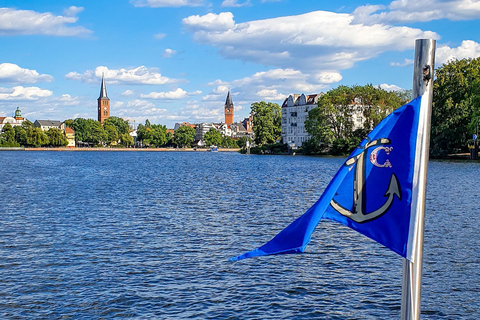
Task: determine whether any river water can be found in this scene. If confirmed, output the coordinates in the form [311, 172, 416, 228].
[0, 151, 478, 319]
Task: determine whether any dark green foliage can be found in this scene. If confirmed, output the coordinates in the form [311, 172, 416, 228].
[305, 84, 405, 155]
[251, 101, 281, 146]
[204, 128, 222, 147]
[0, 123, 20, 147]
[431, 58, 480, 157]
[45, 128, 68, 147]
[103, 116, 129, 135]
[137, 120, 168, 147]
[174, 125, 195, 148]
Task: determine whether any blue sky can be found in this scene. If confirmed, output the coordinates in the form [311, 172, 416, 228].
[1, 0, 479, 128]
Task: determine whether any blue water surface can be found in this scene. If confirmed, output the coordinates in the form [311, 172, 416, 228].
[0, 151, 478, 319]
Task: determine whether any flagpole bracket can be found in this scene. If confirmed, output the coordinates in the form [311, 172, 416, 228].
[422, 65, 431, 82]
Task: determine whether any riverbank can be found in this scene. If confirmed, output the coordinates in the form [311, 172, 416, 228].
[18, 147, 240, 152]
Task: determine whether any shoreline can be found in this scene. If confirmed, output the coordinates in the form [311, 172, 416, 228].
[20, 147, 240, 152]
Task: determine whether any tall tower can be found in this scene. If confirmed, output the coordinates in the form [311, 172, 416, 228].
[97, 74, 110, 123]
[224, 91, 234, 125]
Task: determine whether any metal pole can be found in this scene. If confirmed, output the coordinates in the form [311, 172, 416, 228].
[401, 39, 436, 320]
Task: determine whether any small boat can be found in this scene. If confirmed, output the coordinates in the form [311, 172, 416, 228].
[209, 145, 218, 152]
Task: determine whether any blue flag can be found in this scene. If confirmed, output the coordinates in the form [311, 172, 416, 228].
[230, 96, 425, 262]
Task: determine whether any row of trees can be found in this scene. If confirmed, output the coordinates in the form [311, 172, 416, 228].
[303, 85, 409, 155]
[65, 116, 133, 147]
[0, 120, 69, 147]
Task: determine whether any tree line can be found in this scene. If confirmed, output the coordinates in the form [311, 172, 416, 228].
[0, 120, 68, 147]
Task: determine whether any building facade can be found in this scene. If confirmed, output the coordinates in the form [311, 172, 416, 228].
[98, 74, 110, 123]
[281, 93, 323, 147]
[0, 107, 26, 131]
[33, 120, 63, 131]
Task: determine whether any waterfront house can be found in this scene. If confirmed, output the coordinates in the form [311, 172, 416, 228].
[34, 120, 63, 131]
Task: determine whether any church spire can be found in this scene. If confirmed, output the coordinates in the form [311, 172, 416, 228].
[99, 73, 109, 100]
[225, 91, 233, 107]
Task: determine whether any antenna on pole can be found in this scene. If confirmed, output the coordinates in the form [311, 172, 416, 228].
[401, 39, 436, 320]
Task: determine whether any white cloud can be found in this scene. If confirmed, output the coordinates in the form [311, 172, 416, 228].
[162, 48, 177, 58]
[154, 33, 167, 40]
[0, 86, 53, 101]
[436, 40, 480, 65]
[390, 58, 414, 67]
[353, 0, 480, 24]
[63, 6, 84, 17]
[183, 11, 438, 73]
[315, 71, 343, 84]
[141, 88, 188, 99]
[0, 7, 92, 36]
[141, 88, 202, 100]
[122, 90, 135, 96]
[183, 12, 235, 31]
[221, 0, 251, 7]
[0, 63, 54, 83]
[131, 0, 204, 7]
[379, 83, 404, 92]
[65, 66, 180, 85]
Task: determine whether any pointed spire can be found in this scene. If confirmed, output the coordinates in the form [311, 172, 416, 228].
[99, 73, 109, 100]
[225, 91, 233, 107]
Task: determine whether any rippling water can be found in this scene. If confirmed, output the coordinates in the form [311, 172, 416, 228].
[0, 151, 478, 319]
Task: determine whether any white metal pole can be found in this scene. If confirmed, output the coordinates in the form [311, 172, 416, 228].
[401, 39, 436, 320]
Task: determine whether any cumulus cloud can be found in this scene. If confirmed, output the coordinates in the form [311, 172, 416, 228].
[162, 48, 177, 58]
[141, 88, 188, 99]
[390, 58, 414, 67]
[379, 83, 404, 92]
[183, 11, 438, 73]
[0, 63, 54, 83]
[122, 90, 135, 96]
[154, 33, 167, 40]
[183, 12, 235, 31]
[436, 40, 480, 65]
[131, 0, 204, 7]
[221, 0, 251, 7]
[0, 7, 92, 36]
[203, 68, 328, 108]
[65, 66, 180, 85]
[0, 86, 53, 101]
[353, 0, 480, 24]
[141, 88, 202, 100]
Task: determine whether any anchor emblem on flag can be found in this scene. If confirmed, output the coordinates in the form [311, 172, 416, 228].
[330, 138, 402, 223]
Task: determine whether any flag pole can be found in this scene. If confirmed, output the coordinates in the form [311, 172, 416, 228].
[401, 39, 436, 320]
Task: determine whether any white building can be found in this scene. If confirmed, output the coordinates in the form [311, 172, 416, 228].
[195, 123, 217, 141]
[34, 120, 63, 131]
[0, 107, 26, 131]
[281, 93, 323, 147]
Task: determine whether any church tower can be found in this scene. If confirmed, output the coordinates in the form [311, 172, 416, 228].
[97, 74, 110, 123]
[224, 91, 234, 125]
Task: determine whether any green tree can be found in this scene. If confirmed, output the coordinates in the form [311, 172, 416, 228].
[26, 127, 49, 147]
[174, 125, 195, 148]
[432, 58, 480, 157]
[104, 124, 119, 146]
[1, 123, 20, 147]
[305, 85, 405, 155]
[88, 121, 107, 146]
[137, 121, 167, 147]
[251, 101, 281, 146]
[46, 128, 68, 147]
[221, 136, 238, 148]
[119, 133, 134, 147]
[204, 128, 222, 147]
[104, 116, 129, 135]
[14, 126, 27, 146]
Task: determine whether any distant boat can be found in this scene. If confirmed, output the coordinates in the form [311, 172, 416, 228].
[209, 145, 218, 152]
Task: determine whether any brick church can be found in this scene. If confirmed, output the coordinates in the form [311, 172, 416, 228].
[98, 74, 110, 123]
